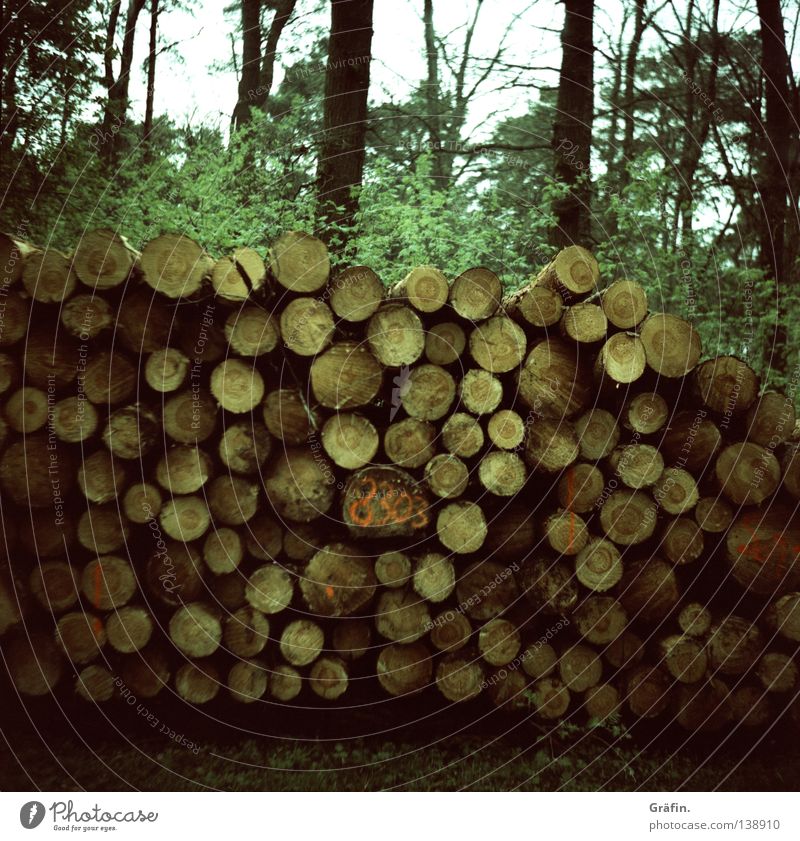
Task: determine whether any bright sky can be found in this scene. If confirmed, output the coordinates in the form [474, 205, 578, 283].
[126, 0, 564, 138]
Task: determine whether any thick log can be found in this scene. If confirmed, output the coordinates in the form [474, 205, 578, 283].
[309, 657, 349, 700]
[469, 316, 527, 373]
[524, 418, 579, 473]
[459, 368, 502, 415]
[5, 386, 48, 433]
[328, 266, 383, 323]
[162, 388, 217, 443]
[169, 602, 222, 657]
[265, 447, 336, 522]
[521, 558, 578, 616]
[617, 558, 680, 623]
[203, 527, 244, 574]
[29, 561, 79, 613]
[535, 245, 599, 297]
[532, 677, 571, 719]
[575, 538, 623, 592]
[384, 418, 436, 468]
[72, 228, 139, 289]
[756, 652, 797, 693]
[0, 290, 28, 347]
[437, 501, 487, 554]
[219, 423, 272, 475]
[746, 391, 795, 447]
[225, 306, 280, 356]
[122, 482, 163, 524]
[331, 620, 372, 661]
[281, 297, 335, 357]
[768, 592, 800, 641]
[625, 666, 671, 718]
[175, 660, 220, 704]
[280, 619, 325, 666]
[678, 602, 712, 637]
[694, 496, 733, 534]
[425, 321, 466, 365]
[518, 337, 592, 418]
[301, 542, 376, 617]
[503, 283, 563, 328]
[660, 634, 708, 683]
[436, 652, 484, 702]
[412, 552, 455, 603]
[557, 463, 605, 513]
[76, 665, 115, 703]
[487, 410, 525, 450]
[652, 467, 699, 515]
[246, 564, 294, 615]
[573, 596, 627, 645]
[601, 279, 647, 328]
[269, 664, 303, 702]
[574, 408, 620, 460]
[639, 313, 701, 377]
[481, 502, 536, 563]
[727, 685, 771, 728]
[391, 266, 449, 313]
[144, 540, 204, 607]
[77, 505, 130, 554]
[599, 489, 656, 545]
[366, 303, 425, 367]
[228, 659, 269, 703]
[623, 391, 668, 435]
[449, 267, 501, 320]
[595, 333, 646, 384]
[544, 509, 588, 555]
[479, 619, 521, 666]
[82, 555, 136, 610]
[708, 616, 764, 675]
[693, 355, 759, 415]
[102, 405, 159, 460]
[441, 412, 485, 457]
[22, 248, 76, 302]
[424, 454, 469, 499]
[584, 683, 621, 722]
[0, 433, 74, 508]
[310, 342, 383, 410]
[400, 364, 456, 420]
[521, 642, 558, 679]
[715, 442, 780, 506]
[121, 646, 171, 699]
[604, 630, 645, 670]
[159, 495, 210, 541]
[145, 348, 190, 393]
[222, 607, 269, 657]
[661, 517, 704, 565]
[211, 247, 267, 301]
[269, 230, 330, 293]
[263, 388, 319, 445]
[61, 293, 113, 340]
[429, 609, 472, 652]
[342, 465, 430, 538]
[377, 641, 433, 695]
[210, 359, 264, 413]
[321, 412, 379, 469]
[375, 588, 431, 643]
[141, 233, 212, 298]
[661, 410, 721, 472]
[613, 443, 664, 489]
[280, 521, 323, 561]
[559, 643, 602, 692]
[375, 551, 412, 588]
[0, 231, 37, 286]
[106, 606, 154, 654]
[560, 302, 608, 344]
[56, 611, 106, 664]
[675, 679, 729, 732]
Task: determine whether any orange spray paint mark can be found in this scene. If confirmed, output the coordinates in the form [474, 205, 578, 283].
[325, 585, 335, 600]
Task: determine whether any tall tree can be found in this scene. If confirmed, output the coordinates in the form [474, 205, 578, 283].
[316, 0, 374, 234]
[102, 0, 148, 166]
[756, 0, 796, 370]
[232, 0, 297, 129]
[143, 0, 159, 154]
[551, 0, 594, 247]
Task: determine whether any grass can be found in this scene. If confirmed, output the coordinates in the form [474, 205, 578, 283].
[2, 723, 796, 791]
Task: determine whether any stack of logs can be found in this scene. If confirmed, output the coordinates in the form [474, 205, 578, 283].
[1, 226, 799, 736]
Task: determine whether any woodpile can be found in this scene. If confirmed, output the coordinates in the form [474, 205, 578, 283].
[2, 227, 800, 738]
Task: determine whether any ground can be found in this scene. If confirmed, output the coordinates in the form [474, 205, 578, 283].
[2, 727, 795, 791]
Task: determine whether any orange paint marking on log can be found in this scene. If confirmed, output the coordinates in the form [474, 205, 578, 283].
[325, 585, 335, 600]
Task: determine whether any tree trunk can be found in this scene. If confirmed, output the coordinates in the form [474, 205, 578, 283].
[232, 0, 262, 129]
[551, 0, 594, 247]
[102, 0, 147, 167]
[143, 0, 158, 154]
[756, 0, 794, 370]
[316, 0, 374, 234]
[423, 0, 446, 184]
